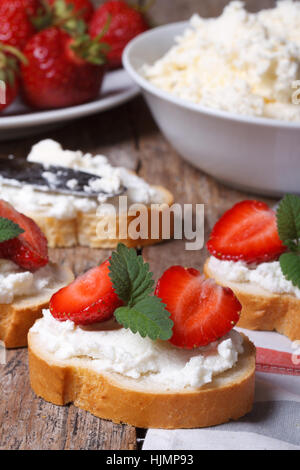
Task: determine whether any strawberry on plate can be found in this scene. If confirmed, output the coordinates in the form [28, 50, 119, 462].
[50, 260, 123, 325]
[207, 200, 286, 264]
[155, 266, 241, 349]
[0, 0, 38, 49]
[89, 0, 149, 68]
[48, 0, 94, 23]
[0, 200, 48, 272]
[21, 27, 107, 109]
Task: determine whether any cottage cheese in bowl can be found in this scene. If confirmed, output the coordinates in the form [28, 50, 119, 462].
[31, 309, 244, 390]
[143, 0, 300, 121]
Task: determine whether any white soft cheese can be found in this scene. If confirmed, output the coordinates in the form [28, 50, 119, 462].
[30, 310, 244, 390]
[0, 260, 57, 304]
[0, 139, 164, 220]
[208, 256, 300, 298]
[143, 0, 300, 121]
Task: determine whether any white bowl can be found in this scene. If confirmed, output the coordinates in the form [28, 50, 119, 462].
[123, 22, 300, 197]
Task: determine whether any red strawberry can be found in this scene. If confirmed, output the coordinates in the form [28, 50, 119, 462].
[89, 0, 149, 68]
[207, 200, 286, 264]
[48, 0, 94, 23]
[50, 260, 123, 325]
[0, 200, 48, 272]
[21, 27, 107, 109]
[155, 266, 241, 349]
[0, 0, 37, 50]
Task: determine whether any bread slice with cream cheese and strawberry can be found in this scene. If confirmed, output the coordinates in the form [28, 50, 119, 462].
[0, 139, 174, 249]
[28, 243, 255, 429]
[0, 200, 73, 348]
[204, 196, 300, 341]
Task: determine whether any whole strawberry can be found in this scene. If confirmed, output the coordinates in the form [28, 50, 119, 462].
[0, 0, 39, 50]
[89, 0, 149, 68]
[48, 0, 94, 23]
[21, 27, 107, 109]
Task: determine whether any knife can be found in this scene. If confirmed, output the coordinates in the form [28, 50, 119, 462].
[0, 157, 125, 199]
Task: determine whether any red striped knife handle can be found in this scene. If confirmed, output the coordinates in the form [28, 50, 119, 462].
[256, 347, 300, 376]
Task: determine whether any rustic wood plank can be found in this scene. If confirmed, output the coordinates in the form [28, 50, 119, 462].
[0, 349, 136, 450]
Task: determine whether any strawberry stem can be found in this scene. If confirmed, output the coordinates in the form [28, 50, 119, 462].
[0, 43, 28, 66]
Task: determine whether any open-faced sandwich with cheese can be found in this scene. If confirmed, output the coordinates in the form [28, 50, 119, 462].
[0, 200, 73, 348]
[0, 139, 174, 249]
[204, 195, 300, 341]
[28, 243, 255, 429]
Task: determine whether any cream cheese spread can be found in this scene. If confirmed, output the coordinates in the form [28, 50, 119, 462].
[0, 139, 164, 220]
[143, 1, 300, 121]
[208, 256, 300, 298]
[0, 260, 57, 304]
[30, 309, 244, 390]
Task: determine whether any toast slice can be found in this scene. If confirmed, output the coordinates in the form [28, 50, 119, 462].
[24, 185, 174, 249]
[28, 332, 255, 429]
[204, 258, 300, 341]
[0, 264, 74, 348]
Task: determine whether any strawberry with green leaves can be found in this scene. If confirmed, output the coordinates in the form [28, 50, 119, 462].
[21, 26, 108, 109]
[50, 243, 173, 340]
[89, 0, 150, 68]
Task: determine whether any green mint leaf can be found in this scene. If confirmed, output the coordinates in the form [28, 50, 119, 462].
[109, 243, 173, 341]
[276, 194, 300, 246]
[279, 252, 300, 289]
[0, 217, 24, 243]
[109, 243, 154, 305]
[114, 296, 173, 341]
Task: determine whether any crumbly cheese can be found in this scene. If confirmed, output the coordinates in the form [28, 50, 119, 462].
[0, 260, 57, 304]
[0, 139, 164, 220]
[30, 310, 244, 390]
[208, 256, 300, 298]
[143, 1, 300, 121]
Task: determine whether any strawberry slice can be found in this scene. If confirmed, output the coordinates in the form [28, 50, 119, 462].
[155, 266, 241, 348]
[207, 200, 286, 264]
[0, 200, 48, 271]
[50, 260, 123, 325]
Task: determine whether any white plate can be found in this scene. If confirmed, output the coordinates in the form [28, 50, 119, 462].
[0, 69, 139, 141]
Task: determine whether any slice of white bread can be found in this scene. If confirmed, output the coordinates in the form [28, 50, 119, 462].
[0, 264, 74, 349]
[25, 186, 174, 249]
[28, 332, 255, 429]
[204, 258, 300, 341]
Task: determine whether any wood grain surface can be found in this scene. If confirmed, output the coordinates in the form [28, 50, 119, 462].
[0, 0, 276, 450]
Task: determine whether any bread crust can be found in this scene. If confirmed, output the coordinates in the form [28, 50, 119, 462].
[0, 264, 74, 349]
[28, 332, 255, 429]
[26, 186, 174, 249]
[204, 258, 300, 341]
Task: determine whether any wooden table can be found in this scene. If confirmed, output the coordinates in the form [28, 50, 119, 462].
[0, 0, 276, 450]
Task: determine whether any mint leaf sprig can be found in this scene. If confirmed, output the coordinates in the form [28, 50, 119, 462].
[276, 194, 300, 289]
[109, 243, 173, 341]
[0, 217, 24, 243]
